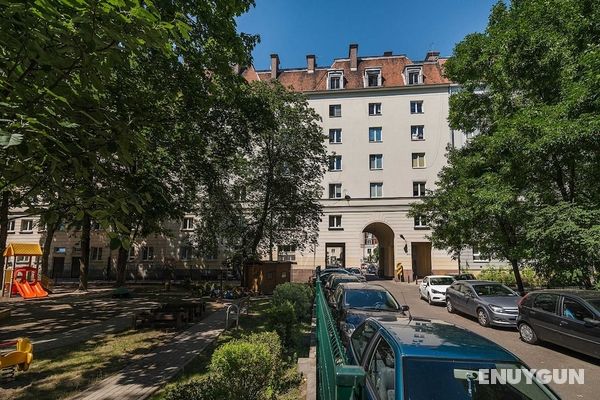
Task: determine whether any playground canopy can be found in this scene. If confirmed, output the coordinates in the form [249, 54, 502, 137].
[3, 243, 43, 257]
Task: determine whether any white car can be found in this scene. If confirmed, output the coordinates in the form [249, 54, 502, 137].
[419, 275, 455, 304]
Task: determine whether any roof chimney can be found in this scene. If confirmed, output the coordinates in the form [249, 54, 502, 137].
[349, 44, 358, 71]
[306, 54, 316, 73]
[383, 51, 393, 57]
[425, 51, 440, 62]
[270, 54, 279, 79]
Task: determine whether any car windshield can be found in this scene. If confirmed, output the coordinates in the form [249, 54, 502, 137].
[587, 299, 600, 314]
[332, 276, 359, 287]
[472, 284, 516, 297]
[430, 277, 454, 285]
[347, 268, 360, 274]
[404, 359, 559, 400]
[345, 290, 399, 310]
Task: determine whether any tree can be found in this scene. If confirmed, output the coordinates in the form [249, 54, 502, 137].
[414, 0, 600, 290]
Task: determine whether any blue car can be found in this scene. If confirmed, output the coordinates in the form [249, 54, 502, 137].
[348, 317, 561, 400]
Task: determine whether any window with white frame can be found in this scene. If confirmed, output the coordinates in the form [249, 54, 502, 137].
[16, 255, 31, 264]
[411, 153, 426, 168]
[7, 220, 15, 233]
[328, 215, 342, 229]
[91, 247, 103, 261]
[329, 104, 342, 117]
[141, 246, 154, 260]
[407, 68, 422, 85]
[414, 215, 428, 229]
[128, 246, 136, 260]
[369, 127, 382, 142]
[54, 247, 66, 254]
[370, 182, 383, 198]
[410, 101, 423, 114]
[368, 103, 382, 116]
[20, 219, 34, 233]
[365, 69, 382, 87]
[411, 125, 424, 140]
[179, 246, 193, 260]
[413, 182, 426, 197]
[328, 183, 342, 199]
[369, 154, 383, 170]
[472, 246, 490, 262]
[277, 245, 296, 262]
[182, 217, 194, 230]
[328, 71, 343, 90]
[329, 129, 342, 144]
[329, 155, 342, 171]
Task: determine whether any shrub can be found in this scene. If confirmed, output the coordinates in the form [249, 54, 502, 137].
[209, 333, 282, 400]
[163, 376, 223, 400]
[272, 282, 313, 322]
[266, 300, 298, 347]
[478, 266, 546, 288]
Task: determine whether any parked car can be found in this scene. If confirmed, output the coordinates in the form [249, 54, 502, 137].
[451, 273, 476, 280]
[418, 275, 455, 304]
[347, 317, 561, 400]
[517, 289, 600, 359]
[331, 282, 409, 341]
[445, 280, 521, 327]
[346, 267, 366, 281]
[317, 267, 350, 284]
[325, 273, 361, 293]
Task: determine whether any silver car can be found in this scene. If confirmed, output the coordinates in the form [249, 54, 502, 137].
[445, 280, 522, 327]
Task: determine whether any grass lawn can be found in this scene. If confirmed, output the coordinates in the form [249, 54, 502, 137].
[0, 329, 170, 400]
[151, 297, 312, 400]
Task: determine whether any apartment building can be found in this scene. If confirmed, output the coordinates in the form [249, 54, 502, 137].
[4, 44, 495, 282]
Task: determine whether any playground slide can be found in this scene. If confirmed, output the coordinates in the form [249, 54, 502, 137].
[31, 282, 48, 297]
[13, 282, 37, 299]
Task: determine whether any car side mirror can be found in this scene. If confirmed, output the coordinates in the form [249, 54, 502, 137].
[584, 318, 600, 327]
[401, 305, 410, 312]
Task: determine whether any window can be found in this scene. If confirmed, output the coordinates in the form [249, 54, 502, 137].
[365, 69, 382, 87]
[413, 182, 426, 197]
[54, 247, 66, 254]
[91, 247, 103, 261]
[472, 246, 490, 262]
[329, 215, 342, 230]
[414, 215, 428, 229]
[411, 125, 424, 140]
[278, 245, 296, 262]
[368, 103, 382, 116]
[370, 183, 383, 198]
[368, 127, 382, 142]
[329, 184, 342, 199]
[369, 154, 383, 170]
[182, 217, 194, 230]
[411, 153, 425, 168]
[329, 104, 342, 117]
[367, 338, 395, 400]
[329, 155, 342, 171]
[407, 68, 421, 85]
[533, 293, 559, 314]
[328, 72, 343, 90]
[410, 101, 423, 114]
[351, 322, 378, 363]
[141, 246, 154, 261]
[329, 129, 342, 144]
[128, 247, 136, 260]
[562, 298, 593, 321]
[16, 256, 30, 264]
[179, 246, 193, 260]
[20, 219, 34, 233]
[7, 220, 15, 233]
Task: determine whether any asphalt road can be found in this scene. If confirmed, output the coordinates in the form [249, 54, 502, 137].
[378, 280, 600, 400]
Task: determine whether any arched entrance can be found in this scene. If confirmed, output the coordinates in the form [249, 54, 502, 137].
[362, 222, 394, 278]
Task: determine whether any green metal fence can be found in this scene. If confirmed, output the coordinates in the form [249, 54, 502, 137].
[315, 280, 365, 399]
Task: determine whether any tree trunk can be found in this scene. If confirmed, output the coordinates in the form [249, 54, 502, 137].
[0, 191, 9, 274]
[79, 212, 91, 291]
[510, 259, 525, 295]
[116, 246, 128, 287]
[41, 221, 59, 276]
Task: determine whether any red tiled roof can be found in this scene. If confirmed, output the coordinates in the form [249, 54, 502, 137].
[242, 53, 451, 92]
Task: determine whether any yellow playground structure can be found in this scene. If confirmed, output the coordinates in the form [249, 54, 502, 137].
[0, 338, 33, 379]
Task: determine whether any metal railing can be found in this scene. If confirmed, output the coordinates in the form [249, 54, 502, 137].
[315, 281, 364, 399]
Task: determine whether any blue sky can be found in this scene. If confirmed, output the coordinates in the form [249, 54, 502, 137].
[237, 0, 499, 70]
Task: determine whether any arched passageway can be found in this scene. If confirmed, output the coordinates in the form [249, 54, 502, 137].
[362, 222, 394, 278]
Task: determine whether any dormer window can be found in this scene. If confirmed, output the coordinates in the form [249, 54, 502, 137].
[328, 71, 343, 90]
[365, 69, 382, 87]
[406, 67, 422, 85]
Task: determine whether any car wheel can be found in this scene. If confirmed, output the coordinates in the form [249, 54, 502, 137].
[519, 323, 539, 344]
[427, 293, 432, 305]
[446, 298, 454, 313]
[477, 308, 490, 327]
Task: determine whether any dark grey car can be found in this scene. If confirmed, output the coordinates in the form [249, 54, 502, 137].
[517, 290, 600, 359]
[446, 280, 521, 327]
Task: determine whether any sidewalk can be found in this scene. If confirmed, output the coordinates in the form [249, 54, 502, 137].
[68, 308, 226, 400]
